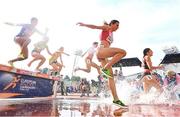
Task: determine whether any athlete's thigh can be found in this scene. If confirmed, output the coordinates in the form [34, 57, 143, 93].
[14, 37, 25, 46]
[23, 38, 31, 47]
[51, 63, 58, 69]
[142, 76, 151, 85]
[56, 62, 63, 68]
[97, 47, 124, 59]
[85, 59, 91, 69]
[99, 58, 108, 67]
[35, 53, 45, 59]
[151, 75, 161, 86]
[32, 52, 41, 58]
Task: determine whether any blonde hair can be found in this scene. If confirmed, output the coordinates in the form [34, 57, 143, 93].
[166, 70, 176, 77]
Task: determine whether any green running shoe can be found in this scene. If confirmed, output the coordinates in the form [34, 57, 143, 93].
[113, 100, 128, 108]
[101, 68, 112, 78]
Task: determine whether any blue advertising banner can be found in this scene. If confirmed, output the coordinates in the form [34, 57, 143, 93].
[0, 70, 54, 98]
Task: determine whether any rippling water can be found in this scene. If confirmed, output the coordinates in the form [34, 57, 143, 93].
[0, 97, 179, 117]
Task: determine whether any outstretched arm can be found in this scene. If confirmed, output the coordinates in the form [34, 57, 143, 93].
[62, 52, 70, 56]
[145, 56, 163, 70]
[46, 46, 52, 55]
[35, 29, 47, 36]
[4, 22, 23, 26]
[34, 27, 49, 37]
[76, 22, 108, 30]
[81, 48, 89, 57]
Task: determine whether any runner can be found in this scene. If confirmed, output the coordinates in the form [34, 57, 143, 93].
[74, 42, 101, 75]
[49, 47, 69, 74]
[5, 17, 46, 67]
[27, 29, 52, 72]
[141, 48, 163, 93]
[77, 20, 127, 107]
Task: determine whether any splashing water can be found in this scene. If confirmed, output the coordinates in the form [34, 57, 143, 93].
[114, 79, 180, 105]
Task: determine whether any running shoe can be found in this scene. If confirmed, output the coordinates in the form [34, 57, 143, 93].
[101, 68, 112, 78]
[18, 53, 25, 59]
[113, 100, 128, 108]
[74, 67, 79, 72]
[8, 61, 14, 67]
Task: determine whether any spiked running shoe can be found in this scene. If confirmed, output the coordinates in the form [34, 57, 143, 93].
[113, 100, 128, 108]
[101, 68, 112, 78]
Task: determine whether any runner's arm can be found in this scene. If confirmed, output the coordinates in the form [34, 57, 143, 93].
[81, 48, 89, 57]
[4, 22, 24, 26]
[145, 56, 162, 70]
[59, 55, 63, 66]
[35, 28, 48, 37]
[62, 52, 70, 56]
[46, 46, 52, 55]
[77, 22, 108, 30]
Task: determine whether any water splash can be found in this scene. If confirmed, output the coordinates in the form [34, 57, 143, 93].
[115, 80, 180, 105]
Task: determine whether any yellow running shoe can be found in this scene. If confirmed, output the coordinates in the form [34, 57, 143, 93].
[18, 53, 25, 59]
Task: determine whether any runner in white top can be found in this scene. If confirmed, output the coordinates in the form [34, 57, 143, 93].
[75, 42, 101, 75]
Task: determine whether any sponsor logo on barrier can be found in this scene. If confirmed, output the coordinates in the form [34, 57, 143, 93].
[20, 79, 36, 91]
[3, 75, 21, 91]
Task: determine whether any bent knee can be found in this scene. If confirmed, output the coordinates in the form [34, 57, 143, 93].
[41, 57, 46, 61]
[121, 49, 127, 57]
[97, 57, 105, 62]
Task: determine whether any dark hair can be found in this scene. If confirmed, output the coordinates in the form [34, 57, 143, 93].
[104, 20, 119, 26]
[109, 20, 119, 26]
[31, 17, 38, 21]
[143, 48, 151, 57]
[93, 42, 98, 45]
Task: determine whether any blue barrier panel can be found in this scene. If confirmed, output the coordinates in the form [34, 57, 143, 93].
[0, 70, 54, 98]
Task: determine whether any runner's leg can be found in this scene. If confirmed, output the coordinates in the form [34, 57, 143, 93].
[77, 58, 91, 73]
[97, 47, 126, 69]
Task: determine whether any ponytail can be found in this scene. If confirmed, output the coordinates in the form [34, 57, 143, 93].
[143, 48, 151, 57]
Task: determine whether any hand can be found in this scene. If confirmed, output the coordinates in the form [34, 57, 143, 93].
[158, 64, 164, 69]
[67, 54, 70, 56]
[4, 22, 15, 26]
[76, 22, 85, 26]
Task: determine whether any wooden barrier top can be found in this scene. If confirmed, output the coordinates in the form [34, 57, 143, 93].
[0, 64, 57, 80]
